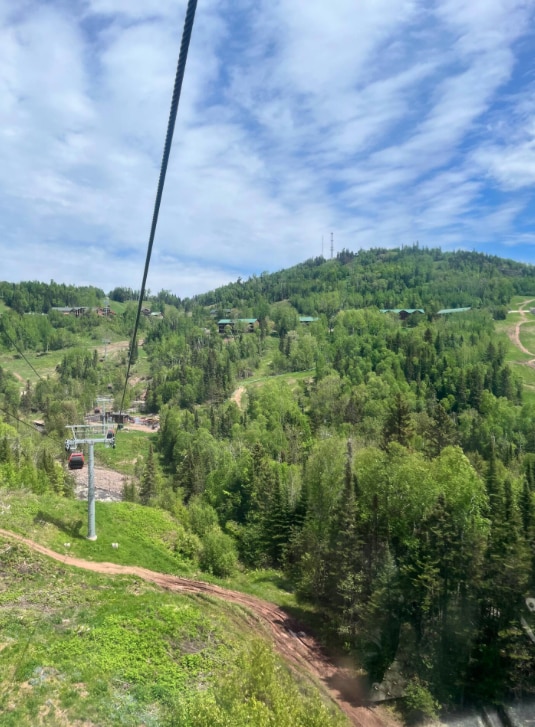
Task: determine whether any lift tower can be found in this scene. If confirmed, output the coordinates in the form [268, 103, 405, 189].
[65, 422, 115, 540]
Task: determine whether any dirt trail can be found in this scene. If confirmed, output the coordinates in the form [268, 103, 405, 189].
[509, 299, 535, 356]
[95, 340, 129, 357]
[0, 528, 388, 727]
[230, 385, 246, 409]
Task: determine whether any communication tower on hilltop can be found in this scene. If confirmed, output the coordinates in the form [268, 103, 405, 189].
[331, 232, 334, 259]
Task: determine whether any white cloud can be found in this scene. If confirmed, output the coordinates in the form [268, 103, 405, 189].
[476, 134, 535, 189]
[1, 0, 535, 296]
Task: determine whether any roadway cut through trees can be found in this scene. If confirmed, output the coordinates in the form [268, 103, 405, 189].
[0, 528, 391, 727]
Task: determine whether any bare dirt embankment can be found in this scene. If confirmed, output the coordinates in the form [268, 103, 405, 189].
[0, 528, 392, 727]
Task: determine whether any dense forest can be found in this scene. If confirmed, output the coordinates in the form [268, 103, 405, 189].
[1, 246, 535, 718]
[190, 246, 535, 317]
[0, 280, 105, 313]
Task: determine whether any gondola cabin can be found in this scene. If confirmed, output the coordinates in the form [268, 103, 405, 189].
[68, 452, 85, 470]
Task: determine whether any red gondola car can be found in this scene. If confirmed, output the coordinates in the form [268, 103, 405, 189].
[68, 452, 85, 470]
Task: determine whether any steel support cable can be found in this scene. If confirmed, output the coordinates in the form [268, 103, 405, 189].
[0, 320, 44, 381]
[0, 403, 65, 449]
[118, 0, 199, 419]
[0, 323, 89, 442]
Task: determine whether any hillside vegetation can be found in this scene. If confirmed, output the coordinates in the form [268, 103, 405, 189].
[1, 246, 535, 721]
[0, 538, 345, 727]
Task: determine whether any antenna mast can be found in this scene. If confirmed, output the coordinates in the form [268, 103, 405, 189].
[330, 232, 334, 259]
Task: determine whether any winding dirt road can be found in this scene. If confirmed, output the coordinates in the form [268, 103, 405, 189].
[508, 299, 535, 360]
[0, 528, 389, 727]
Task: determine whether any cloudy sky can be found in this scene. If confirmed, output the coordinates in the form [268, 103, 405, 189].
[1, 0, 535, 297]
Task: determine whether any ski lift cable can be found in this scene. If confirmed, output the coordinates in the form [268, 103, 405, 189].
[0, 319, 96, 441]
[0, 320, 44, 381]
[118, 0, 199, 422]
[0, 403, 66, 453]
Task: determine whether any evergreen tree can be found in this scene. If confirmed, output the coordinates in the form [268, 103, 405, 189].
[325, 441, 362, 613]
[139, 444, 158, 505]
[425, 402, 457, 458]
[519, 474, 534, 537]
[383, 392, 413, 448]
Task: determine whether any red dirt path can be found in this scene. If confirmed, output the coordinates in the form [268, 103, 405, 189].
[0, 528, 393, 727]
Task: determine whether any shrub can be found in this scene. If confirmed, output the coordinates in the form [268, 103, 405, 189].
[404, 678, 440, 723]
[200, 527, 238, 577]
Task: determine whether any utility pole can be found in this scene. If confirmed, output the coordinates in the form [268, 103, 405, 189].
[96, 396, 113, 434]
[88, 442, 95, 539]
[102, 297, 111, 361]
[65, 422, 115, 541]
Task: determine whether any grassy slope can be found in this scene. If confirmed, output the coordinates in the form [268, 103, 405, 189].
[0, 490, 298, 608]
[95, 429, 155, 474]
[0, 349, 66, 383]
[0, 540, 223, 726]
[495, 299, 535, 404]
[0, 496, 347, 726]
[0, 492, 194, 574]
[0, 539, 345, 727]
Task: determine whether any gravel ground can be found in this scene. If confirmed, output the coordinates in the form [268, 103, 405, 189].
[71, 465, 127, 502]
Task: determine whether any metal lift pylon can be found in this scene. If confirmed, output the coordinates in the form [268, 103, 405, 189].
[65, 409, 116, 540]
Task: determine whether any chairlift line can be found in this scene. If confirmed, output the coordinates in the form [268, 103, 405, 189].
[0, 2, 199, 542]
[118, 0, 199, 420]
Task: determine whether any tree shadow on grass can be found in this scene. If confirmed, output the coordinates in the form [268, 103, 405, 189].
[34, 510, 84, 539]
[271, 604, 370, 708]
[250, 571, 295, 592]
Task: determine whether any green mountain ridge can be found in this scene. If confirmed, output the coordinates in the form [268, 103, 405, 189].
[1, 245, 535, 723]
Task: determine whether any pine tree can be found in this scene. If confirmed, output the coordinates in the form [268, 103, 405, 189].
[0, 435, 12, 464]
[20, 379, 33, 413]
[471, 463, 532, 702]
[325, 440, 362, 611]
[139, 444, 158, 505]
[263, 478, 291, 566]
[382, 392, 413, 448]
[426, 402, 457, 458]
[519, 474, 534, 536]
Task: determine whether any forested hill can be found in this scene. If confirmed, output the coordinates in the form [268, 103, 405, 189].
[190, 246, 535, 315]
[2, 244, 535, 718]
[0, 280, 105, 314]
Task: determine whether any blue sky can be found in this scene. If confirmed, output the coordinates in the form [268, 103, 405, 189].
[1, 0, 535, 297]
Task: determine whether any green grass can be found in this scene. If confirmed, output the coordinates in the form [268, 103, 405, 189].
[96, 429, 155, 475]
[107, 299, 152, 315]
[508, 295, 535, 309]
[502, 312, 523, 325]
[0, 501, 347, 726]
[0, 490, 300, 606]
[0, 349, 66, 383]
[243, 368, 314, 389]
[0, 334, 130, 384]
[517, 321, 535, 355]
[0, 542, 346, 727]
[0, 491, 195, 574]
[0, 539, 277, 727]
[495, 305, 535, 405]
